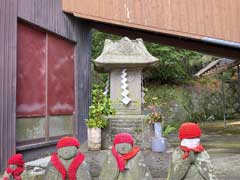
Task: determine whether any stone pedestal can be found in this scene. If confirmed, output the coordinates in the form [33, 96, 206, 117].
[102, 115, 152, 149]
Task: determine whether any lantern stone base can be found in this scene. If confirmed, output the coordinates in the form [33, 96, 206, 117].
[101, 115, 152, 150]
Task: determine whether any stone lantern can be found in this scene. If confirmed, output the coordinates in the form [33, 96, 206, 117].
[94, 37, 158, 148]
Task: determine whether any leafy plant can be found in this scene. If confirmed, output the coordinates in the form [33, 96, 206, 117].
[86, 85, 115, 128]
[144, 42, 203, 84]
[163, 125, 177, 137]
[145, 97, 163, 124]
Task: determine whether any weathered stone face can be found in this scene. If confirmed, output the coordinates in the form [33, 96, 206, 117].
[115, 143, 132, 155]
[57, 146, 77, 160]
[9, 165, 17, 170]
[167, 148, 218, 180]
[99, 151, 153, 180]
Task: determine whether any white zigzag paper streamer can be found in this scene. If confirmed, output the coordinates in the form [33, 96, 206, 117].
[121, 69, 131, 105]
[103, 76, 110, 96]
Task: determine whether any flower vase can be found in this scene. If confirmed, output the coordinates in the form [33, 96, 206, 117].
[151, 122, 167, 152]
[88, 127, 101, 150]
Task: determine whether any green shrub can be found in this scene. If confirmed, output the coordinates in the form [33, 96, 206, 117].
[163, 125, 177, 137]
[144, 42, 202, 84]
[86, 85, 115, 128]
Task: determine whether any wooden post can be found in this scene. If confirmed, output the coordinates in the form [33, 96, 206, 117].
[237, 65, 240, 100]
[221, 73, 227, 128]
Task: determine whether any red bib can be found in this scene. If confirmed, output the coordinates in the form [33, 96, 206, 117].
[112, 146, 140, 172]
[179, 144, 205, 160]
[3, 166, 24, 180]
[51, 152, 85, 180]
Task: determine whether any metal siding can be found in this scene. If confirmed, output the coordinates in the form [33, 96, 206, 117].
[62, 0, 240, 43]
[0, 0, 17, 172]
[16, 23, 47, 117]
[47, 34, 75, 115]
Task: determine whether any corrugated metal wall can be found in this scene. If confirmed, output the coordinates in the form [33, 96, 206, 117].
[0, 0, 91, 171]
[0, 0, 18, 172]
[62, 0, 240, 43]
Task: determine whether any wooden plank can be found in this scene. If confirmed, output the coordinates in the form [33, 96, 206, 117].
[62, 0, 240, 42]
[0, 0, 17, 172]
[18, 0, 76, 42]
[91, 21, 240, 60]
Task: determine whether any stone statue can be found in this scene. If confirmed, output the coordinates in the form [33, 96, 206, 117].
[167, 123, 218, 180]
[2, 154, 25, 180]
[44, 136, 91, 180]
[99, 133, 153, 180]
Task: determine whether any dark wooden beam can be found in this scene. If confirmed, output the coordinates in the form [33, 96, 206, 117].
[90, 21, 240, 60]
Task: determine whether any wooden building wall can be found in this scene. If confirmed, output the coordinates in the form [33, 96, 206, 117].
[0, 0, 91, 171]
[62, 0, 240, 43]
[0, 0, 18, 172]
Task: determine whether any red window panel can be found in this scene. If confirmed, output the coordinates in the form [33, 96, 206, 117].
[16, 23, 46, 117]
[47, 34, 75, 115]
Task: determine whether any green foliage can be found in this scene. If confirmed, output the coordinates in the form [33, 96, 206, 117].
[92, 29, 121, 59]
[144, 42, 203, 84]
[86, 85, 115, 128]
[163, 125, 177, 137]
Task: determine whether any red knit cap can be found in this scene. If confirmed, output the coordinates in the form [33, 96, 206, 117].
[7, 154, 24, 166]
[56, 136, 80, 149]
[178, 122, 201, 139]
[113, 133, 134, 146]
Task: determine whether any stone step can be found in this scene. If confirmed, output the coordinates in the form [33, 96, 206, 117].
[111, 128, 137, 134]
[111, 120, 143, 124]
[111, 124, 142, 128]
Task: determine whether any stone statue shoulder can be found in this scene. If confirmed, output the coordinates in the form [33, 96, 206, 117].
[195, 150, 218, 180]
[44, 160, 91, 180]
[167, 147, 191, 180]
[99, 151, 119, 180]
[118, 151, 152, 180]
[76, 160, 92, 180]
[99, 151, 153, 180]
[44, 161, 58, 180]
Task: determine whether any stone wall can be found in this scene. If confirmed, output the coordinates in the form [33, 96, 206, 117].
[144, 81, 240, 123]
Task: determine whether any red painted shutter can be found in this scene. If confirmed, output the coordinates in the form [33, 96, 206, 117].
[16, 23, 46, 117]
[47, 34, 75, 115]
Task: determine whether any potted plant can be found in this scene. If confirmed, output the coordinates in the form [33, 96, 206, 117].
[146, 97, 163, 137]
[86, 86, 115, 150]
[146, 97, 167, 152]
